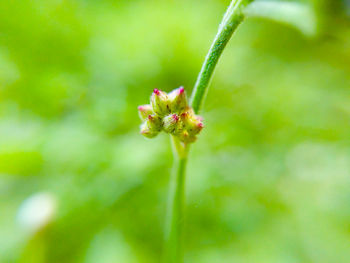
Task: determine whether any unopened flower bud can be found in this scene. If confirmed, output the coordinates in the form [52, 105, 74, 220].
[151, 89, 170, 117]
[169, 86, 188, 113]
[180, 111, 204, 136]
[188, 118, 204, 135]
[140, 122, 158, 138]
[163, 114, 182, 134]
[140, 115, 162, 138]
[138, 104, 153, 121]
[147, 114, 162, 131]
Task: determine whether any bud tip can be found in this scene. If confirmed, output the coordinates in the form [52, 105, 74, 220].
[172, 114, 179, 121]
[179, 87, 185, 94]
[153, 88, 160, 95]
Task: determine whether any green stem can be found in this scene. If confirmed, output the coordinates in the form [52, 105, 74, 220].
[190, 0, 250, 113]
[164, 136, 188, 263]
[164, 1, 252, 262]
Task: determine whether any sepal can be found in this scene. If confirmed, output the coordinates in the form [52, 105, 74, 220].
[169, 86, 188, 113]
[138, 104, 153, 121]
[151, 89, 170, 117]
[163, 114, 182, 134]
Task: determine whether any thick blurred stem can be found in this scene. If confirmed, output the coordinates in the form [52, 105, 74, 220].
[190, 0, 250, 113]
[310, 0, 345, 35]
[164, 136, 188, 263]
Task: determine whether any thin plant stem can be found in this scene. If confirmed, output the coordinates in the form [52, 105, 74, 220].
[164, 136, 188, 263]
[164, 1, 252, 262]
[191, 0, 250, 113]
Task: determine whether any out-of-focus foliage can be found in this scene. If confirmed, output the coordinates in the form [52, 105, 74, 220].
[1, 0, 350, 262]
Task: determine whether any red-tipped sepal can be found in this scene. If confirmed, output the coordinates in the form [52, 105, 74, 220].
[150, 89, 170, 117]
[180, 109, 204, 136]
[138, 104, 153, 121]
[169, 86, 188, 113]
[140, 115, 162, 138]
[163, 114, 182, 134]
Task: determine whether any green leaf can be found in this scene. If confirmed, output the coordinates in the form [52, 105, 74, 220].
[244, 0, 317, 36]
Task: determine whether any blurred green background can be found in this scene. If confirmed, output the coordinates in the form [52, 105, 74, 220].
[1, 0, 350, 262]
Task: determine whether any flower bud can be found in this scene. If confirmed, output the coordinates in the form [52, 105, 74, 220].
[140, 122, 158, 138]
[169, 86, 188, 113]
[151, 89, 170, 117]
[147, 114, 162, 131]
[140, 115, 162, 138]
[163, 114, 182, 134]
[180, 111, 204, 136]
[188, 118, 204, 136]
[179, 107, 195, 123]
[138, 104, 153, 121]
